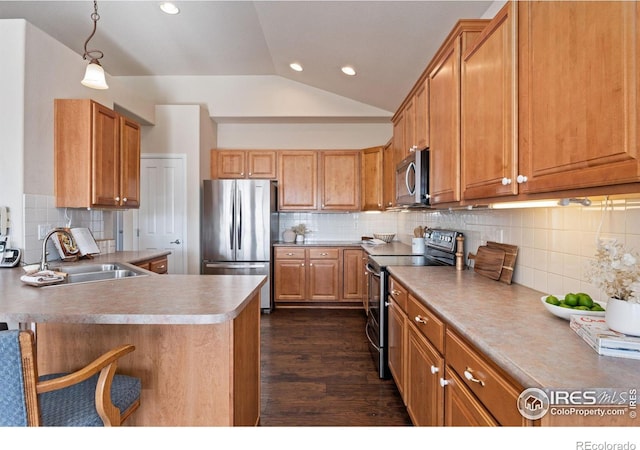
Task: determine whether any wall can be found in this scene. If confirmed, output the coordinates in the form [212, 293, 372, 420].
[283, 196, 640, 304]
[0, 19, 156, 261]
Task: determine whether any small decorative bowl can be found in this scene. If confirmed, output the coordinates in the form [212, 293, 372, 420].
[373, 233, 395, 243]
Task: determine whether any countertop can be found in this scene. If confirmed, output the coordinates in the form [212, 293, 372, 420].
[0, 251, 266, 325]
[387, 265, 640, 390]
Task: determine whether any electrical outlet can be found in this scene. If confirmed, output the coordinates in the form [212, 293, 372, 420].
[38, 224, 52, 240]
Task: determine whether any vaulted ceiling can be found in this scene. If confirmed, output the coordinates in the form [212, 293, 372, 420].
[0, 1, 494, 112]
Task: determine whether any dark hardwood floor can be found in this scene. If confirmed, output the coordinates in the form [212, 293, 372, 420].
[260, 307, 412, 426]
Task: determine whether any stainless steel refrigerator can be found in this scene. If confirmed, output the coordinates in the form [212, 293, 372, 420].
[201, 179, 279, 311]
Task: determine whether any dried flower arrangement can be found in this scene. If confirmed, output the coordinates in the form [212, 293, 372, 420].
[587, 240, 640, 303]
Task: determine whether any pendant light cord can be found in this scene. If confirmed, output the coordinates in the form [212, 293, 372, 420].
[83, 0, 104, 62]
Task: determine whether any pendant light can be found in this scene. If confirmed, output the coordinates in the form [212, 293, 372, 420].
[81, 0, 108, 90]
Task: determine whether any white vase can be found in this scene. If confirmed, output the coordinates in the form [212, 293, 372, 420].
[605, 298, 640, 337]
[295, 234, 304, 243]
[283, 229, 296, 243]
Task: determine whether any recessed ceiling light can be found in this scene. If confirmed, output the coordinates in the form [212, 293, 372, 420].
[160, 2, 180, 15]
[341, 66, 356, 76]
[289, 62, 303, 72]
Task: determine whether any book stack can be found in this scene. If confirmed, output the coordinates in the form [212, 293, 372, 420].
[570, 315, 640, 360]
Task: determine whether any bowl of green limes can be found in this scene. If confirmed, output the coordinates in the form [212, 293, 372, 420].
[540, 293, 606, 320]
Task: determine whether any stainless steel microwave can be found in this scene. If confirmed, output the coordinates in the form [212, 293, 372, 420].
[395, 149, 430, 206]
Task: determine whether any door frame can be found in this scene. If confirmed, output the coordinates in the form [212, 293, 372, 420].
[133, 153, 188, 274]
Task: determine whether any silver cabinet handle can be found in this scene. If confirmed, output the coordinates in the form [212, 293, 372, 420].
[440, 378, 449, 387]
[430, 365, 439, 374]
[516, 174, 528, 183]
[501, 177, 512, 185]
[464, 367, 485, 386]
[115, 196, 120, 201]
[170, 239, 181, 244]
[123, 197, 128, 202]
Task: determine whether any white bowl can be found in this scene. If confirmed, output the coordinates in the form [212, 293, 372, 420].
[540, 295, 606, 321]
[373, 233, 395, 243]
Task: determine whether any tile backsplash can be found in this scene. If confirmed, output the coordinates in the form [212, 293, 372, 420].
[280, 196, 640, 303]
[21, 194, 114, 265]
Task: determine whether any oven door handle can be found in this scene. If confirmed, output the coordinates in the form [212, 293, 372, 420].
[365, 263, 379, 276]
[365, 321, 381, 351]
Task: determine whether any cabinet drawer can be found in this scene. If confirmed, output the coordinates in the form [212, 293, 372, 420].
[149, 258, 168, 274]
[275, 247, 306, 259]
[445, 329, 526, 426]
[308, 248, 339, 259]
[388, 277, 408, 312]
[407, 294, 444, 354]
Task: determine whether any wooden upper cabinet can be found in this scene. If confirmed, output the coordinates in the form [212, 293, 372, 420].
[319, 151, 361, 211]
[119, 116, 141, 208]
[278, 151, 318, 210]
[54, 99, 140, 209]
[361, 146, 384, 211]
[429, 21, 488, 205]
[518, 1, 640, 194]
[392, 112, 406, 173]
[212, 150, 277, 179]
[414, 78, 429, 151]
[382, 140, 395, 209]
[403, 97, 416, 157]
[461, 3, 517, 201]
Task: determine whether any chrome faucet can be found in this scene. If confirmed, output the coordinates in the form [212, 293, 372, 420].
[40, 228, 73, 271]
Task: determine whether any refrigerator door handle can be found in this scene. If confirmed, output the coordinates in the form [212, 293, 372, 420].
[230, 188, 235, 250]
[204, 263, 267, 270]
[237, 189, 242, 250]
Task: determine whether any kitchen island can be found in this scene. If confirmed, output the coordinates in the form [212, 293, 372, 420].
[0, 251, 266, 426]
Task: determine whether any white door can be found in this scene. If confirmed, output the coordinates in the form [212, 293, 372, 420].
[136, 156, 186, 274]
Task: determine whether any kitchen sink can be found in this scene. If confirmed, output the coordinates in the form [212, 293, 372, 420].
[48, 263, 148, 286]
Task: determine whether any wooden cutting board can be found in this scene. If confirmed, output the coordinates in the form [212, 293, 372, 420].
[469, 245, 506, 281]
[486, 241, 519, 285]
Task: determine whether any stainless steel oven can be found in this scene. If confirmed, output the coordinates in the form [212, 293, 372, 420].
[365, 229, 462, 379]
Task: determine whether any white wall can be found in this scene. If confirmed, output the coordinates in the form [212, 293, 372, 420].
[137, 104, 216, 274]
[0, 20, 26, 247]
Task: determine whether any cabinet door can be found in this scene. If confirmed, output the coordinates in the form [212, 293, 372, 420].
[392, 113, 405, 173]
[361, 146, 384, 211]
[405, 322, 444, 426]
[319, 151, 360, 211]
[278, 151, 318, 210]
[388, 299, 406, 401]
[342, 249, 364, 300]
[414, 78, 429, 150]
[429, 24, 486, 205]
[274, 258, 306, 301]
[403, 97, 416, 156]
[429, 38, 461, 205]
[119, 116, 141, 208]
[443, 367, 498, 426]
[247, 151, 277, 179]
[308, 258, 340, 300]
[461, 3, 517, 201]
[518, 1, 640, 193]
[91, 102, 120, 207]
[382, 140, 395, 208]
[215, 151, 246, 178]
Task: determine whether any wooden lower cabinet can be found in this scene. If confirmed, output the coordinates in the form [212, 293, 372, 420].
[274, 246, 363, 306]
[443, 367, 498, 426]
[406, 320, 445, 426]
[387, 298, 406, 400]
[388, 275, 530, 427]
[134, 255, 168, 274]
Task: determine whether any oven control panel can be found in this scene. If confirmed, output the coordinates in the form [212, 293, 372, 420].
[425, 229, 459, 253]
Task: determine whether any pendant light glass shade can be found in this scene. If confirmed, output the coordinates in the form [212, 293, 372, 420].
[81, 61, 108, 89]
